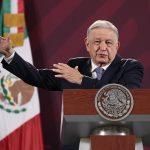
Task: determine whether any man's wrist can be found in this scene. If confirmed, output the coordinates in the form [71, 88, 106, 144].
[4, 48, 14, 58]
[77, 75, 84, 85]
[4, 51, 15, 64]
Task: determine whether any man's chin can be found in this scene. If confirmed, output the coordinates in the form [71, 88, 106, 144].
[96, 59, 109, 65]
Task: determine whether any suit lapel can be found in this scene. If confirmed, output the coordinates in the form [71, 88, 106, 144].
[82, 58, 92, 77]
[100, 55, 122, 85]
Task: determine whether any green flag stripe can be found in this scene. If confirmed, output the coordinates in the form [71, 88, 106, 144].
[0, 0, 11, 36]
[3, 0, 11, 13]
[4, 27, 10, 33]
[0, 9, 3, 36]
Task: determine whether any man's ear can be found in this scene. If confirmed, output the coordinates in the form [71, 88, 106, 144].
[85, 38, 90, 52]
[117, 41, 120, 50]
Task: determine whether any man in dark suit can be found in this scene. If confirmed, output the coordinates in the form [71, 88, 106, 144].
[0, 20, 144, 90]
[0, 20, 144, 150]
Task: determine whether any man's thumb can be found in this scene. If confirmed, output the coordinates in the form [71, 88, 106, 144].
[6, 33, 11, 42]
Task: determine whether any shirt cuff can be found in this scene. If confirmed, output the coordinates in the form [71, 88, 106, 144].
[4, 52, 15, 64]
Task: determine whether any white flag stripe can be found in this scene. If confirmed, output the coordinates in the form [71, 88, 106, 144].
[11, 0, 18, 13]
[10, 27, 18, 33]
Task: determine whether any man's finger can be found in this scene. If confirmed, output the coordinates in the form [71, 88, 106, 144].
[0, 36, 6, 40]
[58, 63, 70, 68]
[75, 66, 78, 70]
[52, 68, 62, 73]
[6, 33, 10, 38]
[0, 36, 6, 43]
[53, 64, 64, 69]
[55, 74, 63, 78]
[6, 33, 11, 43]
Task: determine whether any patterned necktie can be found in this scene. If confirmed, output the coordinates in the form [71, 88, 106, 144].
[95, 67, 104, 80]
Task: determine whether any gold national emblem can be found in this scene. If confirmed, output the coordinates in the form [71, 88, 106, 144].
[95, 84, 134, 121]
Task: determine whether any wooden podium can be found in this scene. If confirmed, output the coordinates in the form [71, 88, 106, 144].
[62, 89, 150, 150]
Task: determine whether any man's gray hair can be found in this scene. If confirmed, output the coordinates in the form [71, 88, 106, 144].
[87, 20, 119, 39]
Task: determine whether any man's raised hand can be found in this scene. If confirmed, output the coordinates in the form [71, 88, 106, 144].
[0, 34, 14, 57]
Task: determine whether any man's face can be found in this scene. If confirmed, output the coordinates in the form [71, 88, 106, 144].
[85, 28, 120, 66]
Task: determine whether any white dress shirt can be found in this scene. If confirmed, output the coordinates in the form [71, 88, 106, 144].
[4, 52, 15, 64]
[90, 59, 110, 79]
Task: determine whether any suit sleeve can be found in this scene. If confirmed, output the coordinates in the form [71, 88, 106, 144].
[117, 60, 144, 88]
[1, 53, 62, 91]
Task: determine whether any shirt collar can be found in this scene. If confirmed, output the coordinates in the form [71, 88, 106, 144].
[91, 59, 110, 72]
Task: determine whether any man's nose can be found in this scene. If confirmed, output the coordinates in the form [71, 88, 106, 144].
[99, 42, 107, 50]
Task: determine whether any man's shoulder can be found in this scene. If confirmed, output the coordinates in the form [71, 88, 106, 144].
[121, 58, 143, 66]
[117, 58, 144, 75]
[112, 55, 144, 71]
[115, 55, 142, 65]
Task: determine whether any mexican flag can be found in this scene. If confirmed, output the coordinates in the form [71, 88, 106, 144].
[0, 0, 44, 150]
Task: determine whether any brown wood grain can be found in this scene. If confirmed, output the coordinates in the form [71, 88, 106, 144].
[90, 135, 135, 150]
[63, 89, 150, 115]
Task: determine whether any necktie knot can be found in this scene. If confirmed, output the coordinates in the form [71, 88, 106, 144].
[95, 67, 104, 80]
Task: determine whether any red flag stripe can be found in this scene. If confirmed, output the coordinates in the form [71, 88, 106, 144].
[18, 0, 24, 33]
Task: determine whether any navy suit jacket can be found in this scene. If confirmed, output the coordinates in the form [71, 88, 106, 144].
[2, 53, 144, 90]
